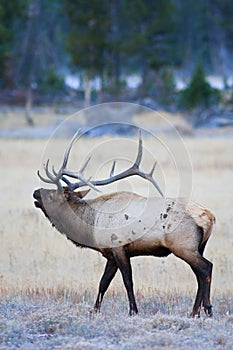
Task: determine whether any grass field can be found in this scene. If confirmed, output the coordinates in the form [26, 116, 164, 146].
[0, 109, 233, 349]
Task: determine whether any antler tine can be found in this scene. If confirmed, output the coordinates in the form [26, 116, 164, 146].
[142, 162, 164, 197]
[48, 130, 81, 180]
[74, 172, 101, 192]
[149, 161, 157, 176]
[37, 163, 63, 191]
[133, 129, 143, 168]
[80, 155, 92, 173]
[59, 131, 100, 192]
[110, 161, 116, 178]
[52, 165, 57, 176]
[44, 159, 55, 181]
[37, 169, 54, 184]
[148, 177, 164, 197]
[61, 129, 81, 170]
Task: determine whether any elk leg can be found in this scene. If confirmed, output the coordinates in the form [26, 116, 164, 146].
[174, 251, 213, 317]
[190, 267, 204, 317]
[191, 257, 213, 317]
[201, 257, 213, 317]
[93, 258, 118, 313]
[112, 248, 138, 316]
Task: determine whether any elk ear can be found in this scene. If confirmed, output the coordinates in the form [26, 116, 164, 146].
[74, 189, 91, 198]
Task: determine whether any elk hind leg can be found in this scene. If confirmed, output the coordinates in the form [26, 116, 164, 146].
[174, 250, 213, 317]
[201, 256, 213, 316]
[190, 255, 213, 317]
[189, 268, 203, 317]
[93, 258, 118, 313]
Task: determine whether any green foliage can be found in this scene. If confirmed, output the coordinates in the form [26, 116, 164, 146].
[64, 0, 176, 92]
[157, 68, 176, 105]
[121, 0, 176, 70]
[179, 63, 220, 109]
[64, 0, 109, 76]
[0, 0, 233, 99]
[39, 67, 65, 94]
[0, 0, 27, 85]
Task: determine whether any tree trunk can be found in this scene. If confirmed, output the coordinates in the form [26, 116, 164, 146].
[139, 61, 149, 99]
[25, 86, 34, 126]
[97, 74, 103, 103]
[84, 72, 92, 108]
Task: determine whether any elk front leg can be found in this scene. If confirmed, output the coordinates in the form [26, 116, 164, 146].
[93, 258, 118, 313]
[112, 247, 138, 316]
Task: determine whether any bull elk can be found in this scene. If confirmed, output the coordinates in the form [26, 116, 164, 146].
[33, 130, 215, 317]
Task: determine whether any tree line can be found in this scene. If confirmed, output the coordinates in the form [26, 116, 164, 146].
[0, 0, 232, 106]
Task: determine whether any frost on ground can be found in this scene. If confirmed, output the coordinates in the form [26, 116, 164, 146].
[0, 291, 233, 350]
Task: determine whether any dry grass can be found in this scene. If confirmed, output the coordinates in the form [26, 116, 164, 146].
[0, 112, 233, 348]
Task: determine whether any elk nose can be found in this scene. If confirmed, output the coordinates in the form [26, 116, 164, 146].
[33, 189, 41, 200]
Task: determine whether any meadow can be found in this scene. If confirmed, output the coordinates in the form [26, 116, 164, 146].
[0, 108, 233, 349]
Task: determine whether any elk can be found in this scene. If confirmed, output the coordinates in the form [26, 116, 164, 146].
[33, 130, 215, 318]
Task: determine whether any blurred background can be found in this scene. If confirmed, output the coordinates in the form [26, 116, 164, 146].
[0, 0, 232, 130]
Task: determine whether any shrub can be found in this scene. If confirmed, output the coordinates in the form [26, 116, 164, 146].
[39, 66, 65, 94]
[179, 63, 220, 109]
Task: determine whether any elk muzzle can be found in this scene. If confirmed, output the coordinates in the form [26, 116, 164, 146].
[33, 188, 49, 219]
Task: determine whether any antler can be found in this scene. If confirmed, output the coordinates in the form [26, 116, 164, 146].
[37, 130, 100, 192]
[38, 129, 164, 197]
[60, 130, 164, 197]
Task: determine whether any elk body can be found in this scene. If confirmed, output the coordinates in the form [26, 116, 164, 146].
[33, 130, 215, 317]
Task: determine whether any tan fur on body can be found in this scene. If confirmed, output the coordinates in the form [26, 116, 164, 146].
[34, 189, 214, 253]
[34, 183, 215, 318]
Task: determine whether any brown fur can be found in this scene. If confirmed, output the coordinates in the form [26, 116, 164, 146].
[33, 187, 215, 318]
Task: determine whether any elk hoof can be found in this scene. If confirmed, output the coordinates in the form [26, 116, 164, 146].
[129, 309, 138, 316]
[189, 311, 200, 318]
[90, 307, 100, 318]
[204, 305, 213, 317]
[190, 307, 201, 318]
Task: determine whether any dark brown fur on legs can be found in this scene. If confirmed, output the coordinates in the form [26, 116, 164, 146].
[112, 247, 138, 316]
[94, 257, 118, 313]
[174, 252, 213, 318]
[93, 248, 138, 316]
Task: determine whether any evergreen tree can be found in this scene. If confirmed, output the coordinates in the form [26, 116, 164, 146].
[64, 0, 110, 106]
[0, 0, 26, 87]
[121, 0, 177, 95]
[13, 0, 66, 124]
[179, 63, 220, 109]
[15, 0, 65, 90]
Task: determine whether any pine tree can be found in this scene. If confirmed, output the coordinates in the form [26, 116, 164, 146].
[121, 0, 177, 96]
[0, 0, 26, 87]
[179, 62, 220, 109]
[64, 0, 110, 106]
